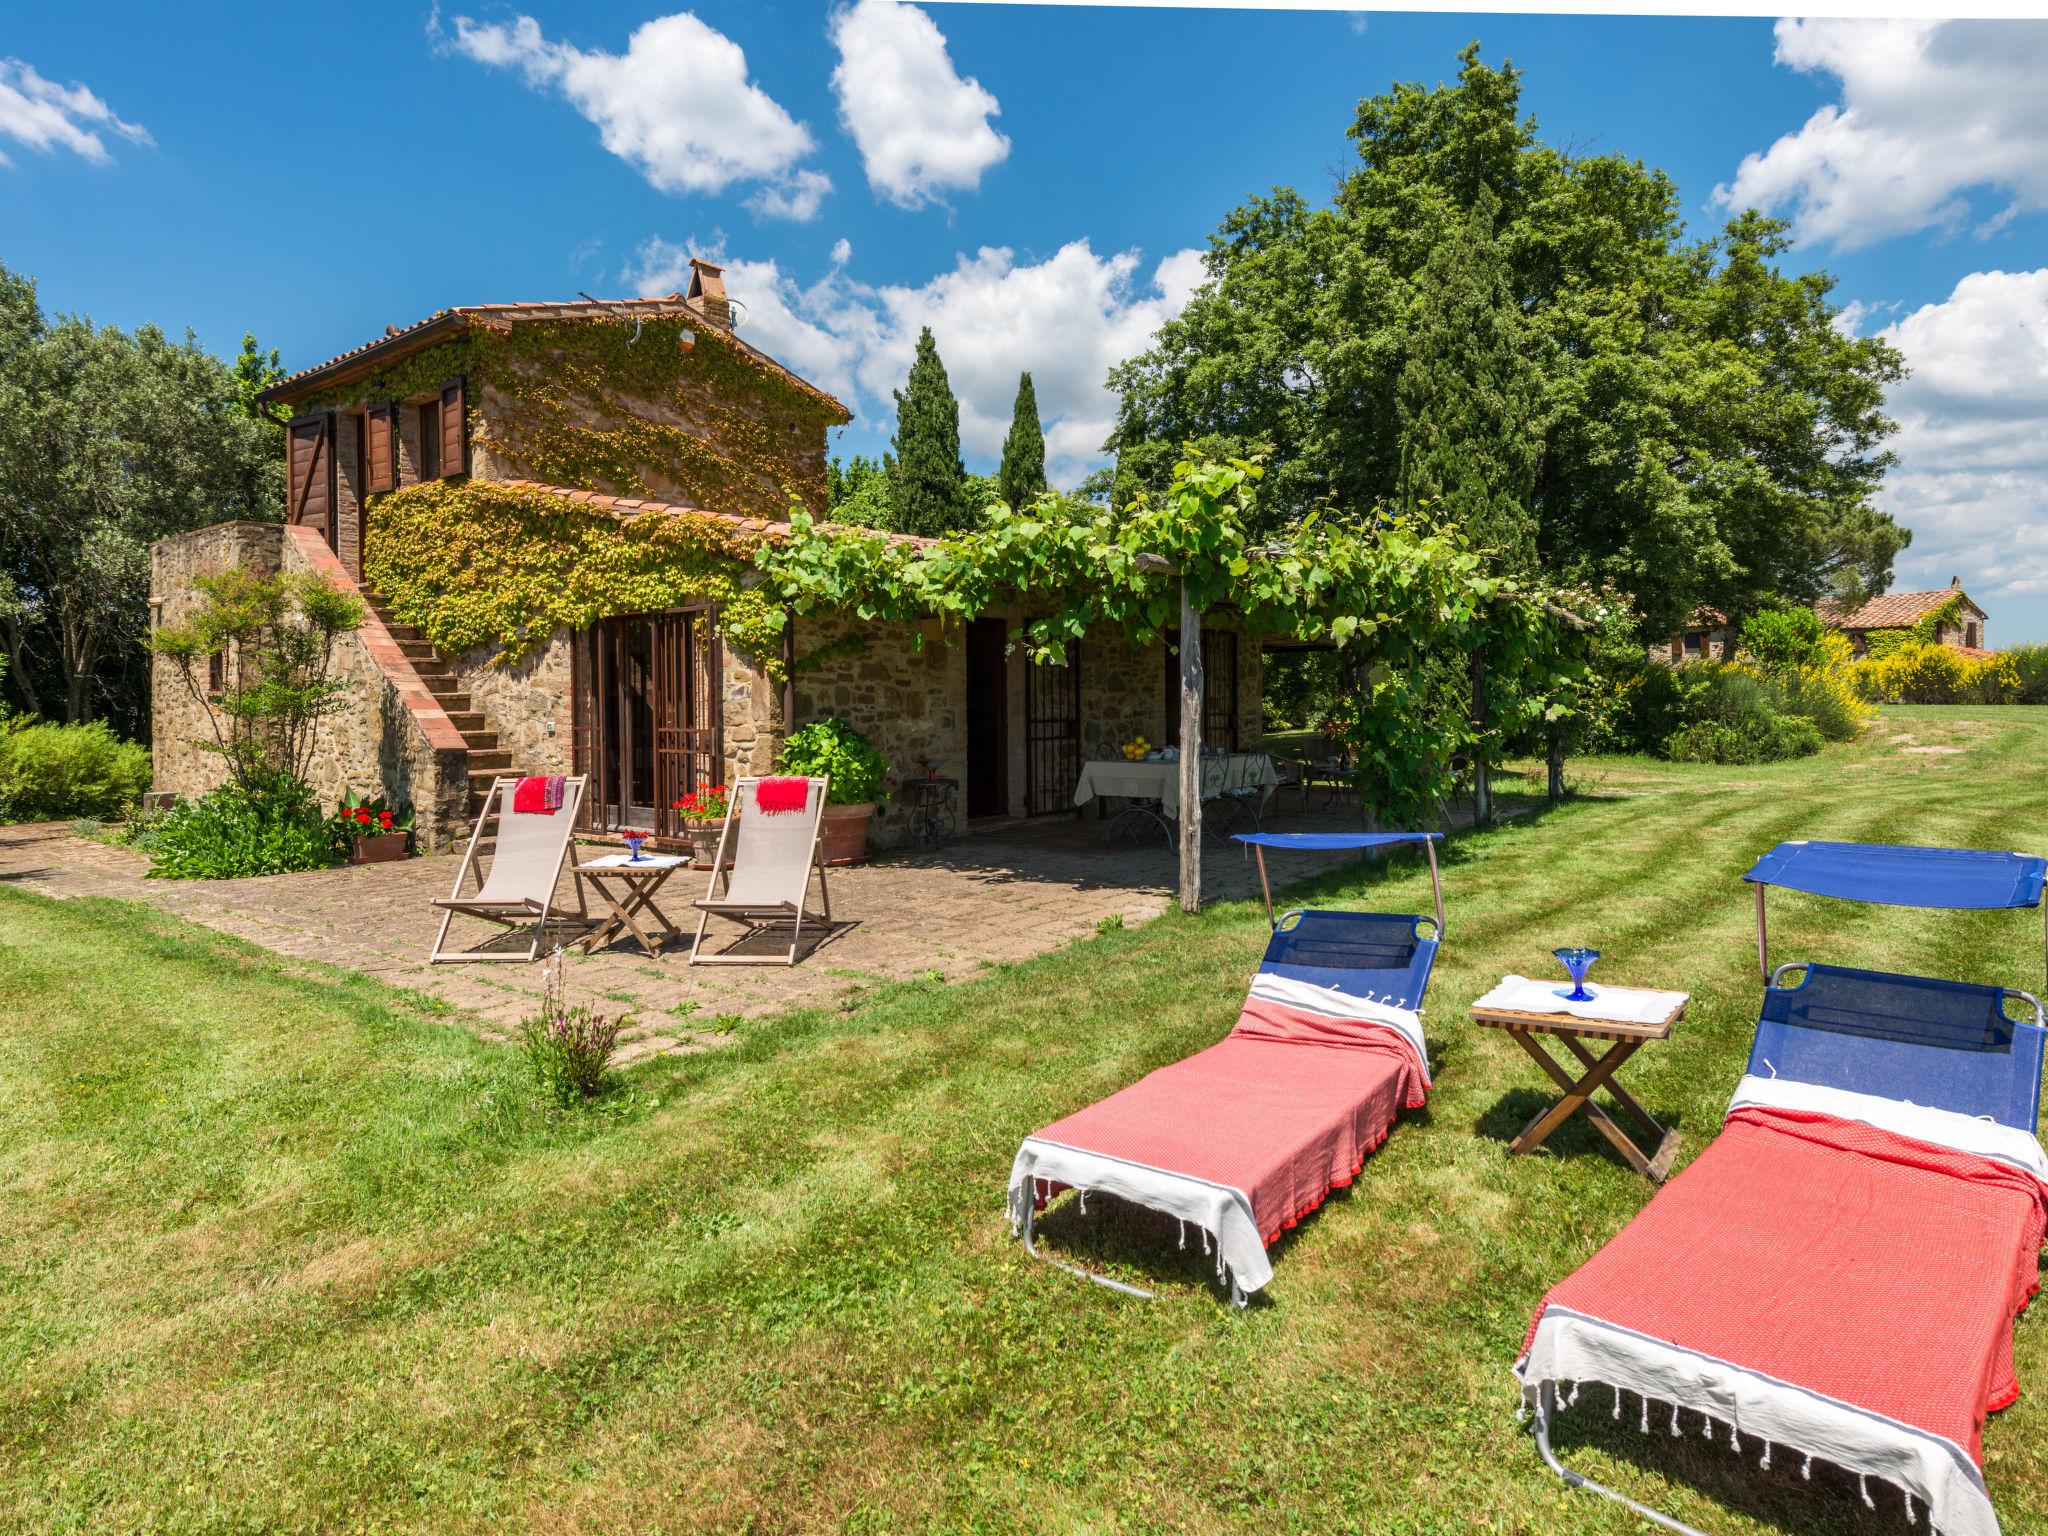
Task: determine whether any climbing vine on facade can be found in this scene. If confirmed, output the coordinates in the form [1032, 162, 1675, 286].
[362, 480, 786, 670]
[756, 457, 1591, 825]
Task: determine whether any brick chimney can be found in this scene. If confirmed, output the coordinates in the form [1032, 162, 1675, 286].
[687, 258, 731, 330]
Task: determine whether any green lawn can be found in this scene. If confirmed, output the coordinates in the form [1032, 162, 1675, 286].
[4, 705, 2045, 1534]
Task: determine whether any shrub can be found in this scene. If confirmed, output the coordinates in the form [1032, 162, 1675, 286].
[145, 774, 343, 880]
[2007, 645, 2048, 705]
[519, 956, 626, 1106]
[1663, 714, 1821, 765]
[1771, 634, 1873, 741]
[775, 717, 890, 805]
[0, 719, 152, 822]
[1853, 642, 2018, 705]
[1740, 608, 1829, 673]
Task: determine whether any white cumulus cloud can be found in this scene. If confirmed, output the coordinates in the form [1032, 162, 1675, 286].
[623, 236, 1206, 486]
[830, 0, 1009, 209]
[0, 58, 150, 167]
[1717, 19, 2048, 250]
[447, 11, 826, 215]
[1862, 269, 2048, 601]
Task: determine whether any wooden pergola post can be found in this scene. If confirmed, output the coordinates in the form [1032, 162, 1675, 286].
[1177, 577, 1204, 913]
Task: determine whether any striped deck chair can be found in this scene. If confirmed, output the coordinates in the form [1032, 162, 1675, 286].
[689, 776, 832, 966]
[428, 775, 587, 964]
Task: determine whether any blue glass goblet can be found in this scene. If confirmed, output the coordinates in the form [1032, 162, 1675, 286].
[624, 834, 648, 864]
[1553, 946, 1600, 1003]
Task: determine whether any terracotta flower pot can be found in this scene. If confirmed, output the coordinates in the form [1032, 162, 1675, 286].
[683, 822, 733, 870]
[818, 802, 875, 866]
[348, 830, 410, 865]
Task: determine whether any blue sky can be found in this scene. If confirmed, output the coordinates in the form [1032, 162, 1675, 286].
[8, 5, 2047, 637]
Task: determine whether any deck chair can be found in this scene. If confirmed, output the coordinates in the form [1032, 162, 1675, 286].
[1008, 882, 1442, 1305]
[1520, 839, 2048, 1536]
[428, 775, 587, 964]
[688, 776, 831, 966]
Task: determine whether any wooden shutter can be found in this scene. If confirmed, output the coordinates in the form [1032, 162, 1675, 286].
[364, 403, 396, 493]
[438, 377, 468, 478]
[287, 414, 334, 536]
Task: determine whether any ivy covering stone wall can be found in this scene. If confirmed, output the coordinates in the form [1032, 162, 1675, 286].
[362, 479, 785, 671]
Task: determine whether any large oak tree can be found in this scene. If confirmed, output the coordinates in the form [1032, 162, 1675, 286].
[1106, 45, 1907, 637]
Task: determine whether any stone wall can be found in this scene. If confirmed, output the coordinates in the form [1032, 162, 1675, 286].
[723, 643, 783, 779]
[149, 522, 286, 800]
[790, 613, 960, 848]
[148, 522, 473, 849]
[455, 630, 574, 778]
[785, 611, 1262, 846]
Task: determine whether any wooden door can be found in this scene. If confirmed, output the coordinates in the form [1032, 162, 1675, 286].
[572, 610, 722, 837]
[1022, 644, 1081, 817]
[964, 618, 1009, 818]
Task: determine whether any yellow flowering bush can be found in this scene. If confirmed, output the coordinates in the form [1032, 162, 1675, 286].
[1772, 633, 1875, 740]
[1852, 642, 2019, 704]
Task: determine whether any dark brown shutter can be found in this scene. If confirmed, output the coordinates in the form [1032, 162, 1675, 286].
[438, 377, 467, 478]
[364, 403, 396, 494]
[287, 414, 334, 537]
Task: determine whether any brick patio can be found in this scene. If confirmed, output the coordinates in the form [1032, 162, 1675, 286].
[0, 797, 1472, 1062]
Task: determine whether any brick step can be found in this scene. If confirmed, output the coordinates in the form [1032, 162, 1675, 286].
[444, 710, 490, 735]
[459, 731, 500, 753]
[431, 693, 473, 715]
[467, 749, 516, 773]
[396, 638, 439, 661]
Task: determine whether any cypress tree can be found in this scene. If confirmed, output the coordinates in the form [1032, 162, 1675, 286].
[1393, 188, 1542, 570]
[996, 371, 1047, 510]
[888, 327, 968, 537]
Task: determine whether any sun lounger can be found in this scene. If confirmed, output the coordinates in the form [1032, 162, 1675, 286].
[429, 774, 587, 964]
[688, 775, 831, 966]
[1519, 840, 2048, 1536]
[1008, 837, 1444, 1304]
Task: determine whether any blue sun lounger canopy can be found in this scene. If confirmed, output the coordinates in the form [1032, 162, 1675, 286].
[1744, 840, 2048, 989]
[1231, 830, 1445, 935]
[1743, 840, 2047, 910]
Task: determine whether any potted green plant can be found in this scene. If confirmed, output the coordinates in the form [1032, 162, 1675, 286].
[775, 718, 888, 866]
[670, 782, 733, 869]
[333, 789, 415, 864]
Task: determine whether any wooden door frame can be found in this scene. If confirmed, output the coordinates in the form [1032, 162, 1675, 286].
[572, 608, 724, 837]
[964, 616, 1010, 819]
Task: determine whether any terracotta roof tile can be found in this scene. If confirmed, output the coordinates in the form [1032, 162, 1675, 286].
[1816, 587, 1984, 630]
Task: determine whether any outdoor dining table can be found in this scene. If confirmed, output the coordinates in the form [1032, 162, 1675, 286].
[1469, 975, 1688, 1182]
[1071, 753, 1280, 819]
[573, 851, 689, 957]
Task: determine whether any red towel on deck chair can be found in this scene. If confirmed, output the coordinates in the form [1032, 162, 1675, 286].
[755, 777, 810, 815]
[512, 775, 563, 815]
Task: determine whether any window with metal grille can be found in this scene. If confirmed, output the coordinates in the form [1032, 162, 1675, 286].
[1162, 630, 1239, 751]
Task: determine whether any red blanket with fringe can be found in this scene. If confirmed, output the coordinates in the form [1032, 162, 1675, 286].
[1031, 1001, 1428, 1246]
[1522, 1107, 2048, 1463]
[755, 776, 810, 815]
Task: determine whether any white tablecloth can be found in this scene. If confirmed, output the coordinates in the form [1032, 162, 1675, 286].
[1072, 754, 1280, 818]
[577, 852, 688, 871]
[1471, 974, 1688, 1025]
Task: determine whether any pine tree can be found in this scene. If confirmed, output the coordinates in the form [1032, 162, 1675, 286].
[888, 327, 968, 537]
[1394, 188, 1543, 570]
[996, 371, 1047, 510]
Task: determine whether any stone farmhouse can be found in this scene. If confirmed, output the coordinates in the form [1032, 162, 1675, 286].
[1659, 577, 1991, 665]
[150, 259, 1259, 851]
[1815, 577, 1990, 658]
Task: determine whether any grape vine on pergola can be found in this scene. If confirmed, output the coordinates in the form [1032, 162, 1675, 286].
[757, 457, 1589, 911]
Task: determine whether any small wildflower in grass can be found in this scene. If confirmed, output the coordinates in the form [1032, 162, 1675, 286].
[518, 949, 626, 1107]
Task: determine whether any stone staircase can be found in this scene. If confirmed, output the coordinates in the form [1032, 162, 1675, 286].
[364, 598, 511, 814]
